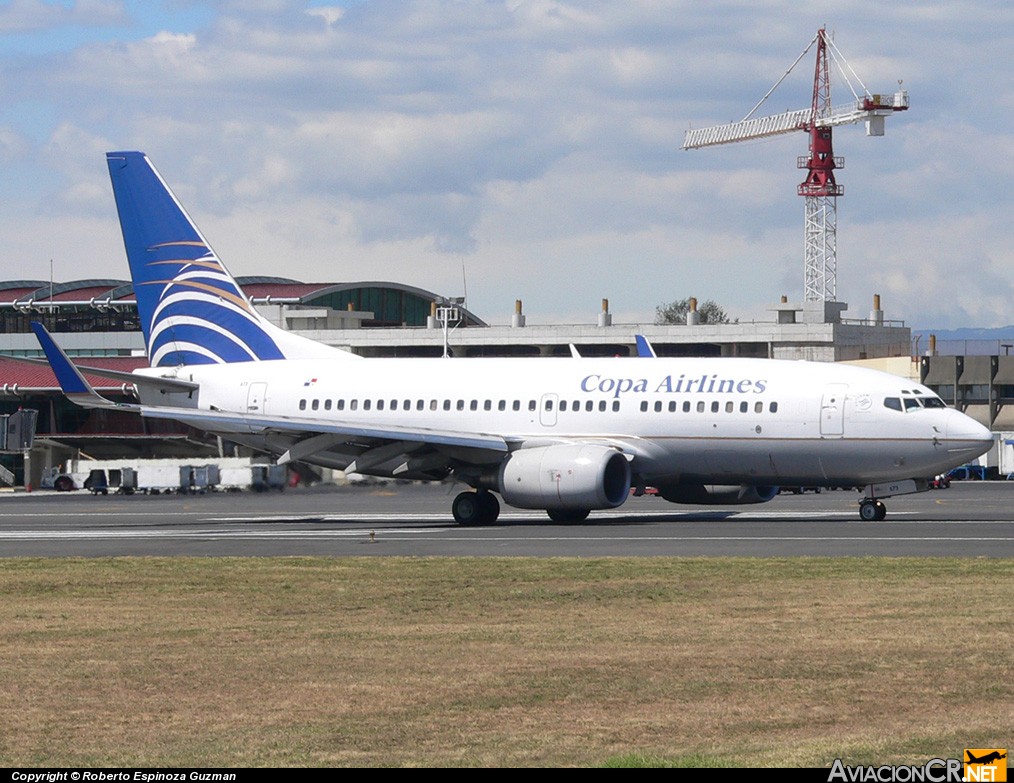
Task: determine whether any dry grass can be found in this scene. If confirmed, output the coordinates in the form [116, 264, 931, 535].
[0, 557, 1010, 767]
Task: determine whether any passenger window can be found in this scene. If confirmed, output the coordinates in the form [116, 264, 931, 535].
[363, 400, 371, 411]
[528, 400, 537, 411]
[311, 399, 320, 411]
[416, 400, 424, 411]
[669, 401, 677, 413]
[640, 401, 648, 412]
[711, 401, 719, 413]
[726, 401, 734, 413]
[683, 401, 691, 413]
[484, 400, 492, 411]
[559, 400, 567, 412]
[443, 400, 451, 411]
[457, 400, 465, 411]
[697, 401, 705, 413]
[769, 402, 778, 413]
[884, 398, 902, 412]
[337, 399, 345, 411]
[754, 401, 762, 413]
[740, 401, 748, 413]
[377, 400, 384, 411]
[654, 401, 663, 413]
[612, 400, 620, 412]
[299, 399, 306, 411]
[470, 400, 478, 411]
[324, 399, 332, 411]
[498, 400, 506, 411]
[430, 400, 438, 411]
[585, 401, 593, 412]
[598, 401, 606, 412]
[350, 400, 358, 411]
[513, 401, 520, 411]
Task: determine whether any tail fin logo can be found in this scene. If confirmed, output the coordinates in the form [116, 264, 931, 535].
[107, 150, 284, 368]
[141, 241, 285, 367]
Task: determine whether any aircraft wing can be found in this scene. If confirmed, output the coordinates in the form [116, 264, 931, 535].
[137, 403, 511, 477]
[139, 404, 654, 481]
[139, 404, 651, 476]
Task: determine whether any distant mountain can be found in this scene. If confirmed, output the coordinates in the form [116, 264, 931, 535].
[912, 326, 1014, 355]
[913, 326, 1014, 341]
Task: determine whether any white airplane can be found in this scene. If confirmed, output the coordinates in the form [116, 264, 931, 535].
[33, 151, 993, 524]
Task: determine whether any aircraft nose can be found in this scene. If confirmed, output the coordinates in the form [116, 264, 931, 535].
[946, 413, 994, 456]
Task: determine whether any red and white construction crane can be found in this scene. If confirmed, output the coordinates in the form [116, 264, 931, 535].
[682, 27, 909, 302]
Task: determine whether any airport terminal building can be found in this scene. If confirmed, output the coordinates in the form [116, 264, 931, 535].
[2, 277, 1011, 485]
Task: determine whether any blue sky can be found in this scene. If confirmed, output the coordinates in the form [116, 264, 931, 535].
[1, 0, 1011, 329]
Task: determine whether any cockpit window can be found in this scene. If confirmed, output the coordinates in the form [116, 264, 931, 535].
[886, 394, 947, 412]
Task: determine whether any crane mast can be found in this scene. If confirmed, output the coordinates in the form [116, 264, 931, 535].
[682, 27, 909, 303]
[799, 29, 843, 302]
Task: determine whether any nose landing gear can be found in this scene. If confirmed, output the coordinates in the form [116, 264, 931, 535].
[859, 499, 887, 521]
[857, 478, 930, 521]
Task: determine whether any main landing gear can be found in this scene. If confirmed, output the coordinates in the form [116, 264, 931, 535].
[452, 490, 500, 526]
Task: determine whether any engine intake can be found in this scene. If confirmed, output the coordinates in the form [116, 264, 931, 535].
[498, 444, 631, 510]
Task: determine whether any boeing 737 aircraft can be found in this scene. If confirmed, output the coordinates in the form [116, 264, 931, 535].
[34, 151, 993, 524]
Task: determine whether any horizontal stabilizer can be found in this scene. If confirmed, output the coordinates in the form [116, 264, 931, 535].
[30, 322, 138, 411]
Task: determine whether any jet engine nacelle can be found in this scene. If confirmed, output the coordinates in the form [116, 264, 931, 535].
[658, 483, 780, 506]
[498, 444, 631, 510]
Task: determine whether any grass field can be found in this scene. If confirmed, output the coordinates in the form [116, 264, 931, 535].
[1, 557, 1010, 767]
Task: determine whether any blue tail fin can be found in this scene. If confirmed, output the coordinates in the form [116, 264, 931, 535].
[106, 151, 350, 367]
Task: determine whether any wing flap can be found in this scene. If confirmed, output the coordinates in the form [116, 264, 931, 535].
[138, 404, 510, 456]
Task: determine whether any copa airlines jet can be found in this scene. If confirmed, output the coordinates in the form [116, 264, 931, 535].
[34, 151, 993, 524]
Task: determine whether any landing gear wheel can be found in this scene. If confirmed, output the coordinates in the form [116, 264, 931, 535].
[452, 490, 500, 526]
[479, 491, 500, 524]
[859, 500, 887, 521]
[547, 508, 590, 524]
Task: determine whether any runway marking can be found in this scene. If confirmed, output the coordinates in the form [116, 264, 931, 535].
[0, 530, 1011, 543]
[0, 527, 453, 539]
[0, 511, 209, 518]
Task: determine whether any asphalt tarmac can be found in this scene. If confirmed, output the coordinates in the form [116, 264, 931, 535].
[1, 480, 1012, 557]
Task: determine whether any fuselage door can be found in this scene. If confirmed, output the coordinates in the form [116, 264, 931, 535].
[820, 383, 847, 437]
[247, 382, 268, 414]
[539, 393, 559, 427]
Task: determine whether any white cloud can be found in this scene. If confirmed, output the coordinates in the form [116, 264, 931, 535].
[0, 0, 123, 33]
